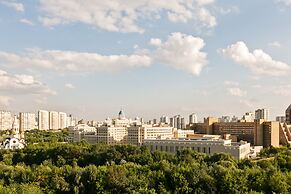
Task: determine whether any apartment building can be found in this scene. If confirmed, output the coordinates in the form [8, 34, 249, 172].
[0, 111, 13, 131]
[38, 110, 49, 130]
[59, 112, 67, 129]
[19, 112, 36, 131]
[49, 111, 59, 130]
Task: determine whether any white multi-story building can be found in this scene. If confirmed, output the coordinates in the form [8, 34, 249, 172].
[189, 113, 198, 124]
[59, 112, 67, 129]
[242, 112, 254, 122]
[97, 126, 128, 145]
[170, 115, 185, 129]
[68, 123, 97, 143]
[0, 111, 13, 131]
[128, 124, 174, 146]
[38, 110, 49, 130]
[144, 138, 251, 160]
[255, 109, 269, 121]
[160, 115, 170, 124]
[49, 111, 59, 130]
[19, 112, 36, 132]
[66, 114, 76, 127]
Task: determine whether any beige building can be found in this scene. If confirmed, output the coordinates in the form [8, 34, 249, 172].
[279, 123, 291, 146]
[128, 124, 174, 146]
[49, 111, 59, 130]
[38, 110, 49, 130]
[68, 124, 97, 143]
[144, 137, 251, 160]
[96, 126, 128, 145]
[19, 112, 36, 132]
[189, 117, 279, 147]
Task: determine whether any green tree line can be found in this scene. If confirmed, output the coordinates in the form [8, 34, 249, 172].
[0, 142, 290, 194]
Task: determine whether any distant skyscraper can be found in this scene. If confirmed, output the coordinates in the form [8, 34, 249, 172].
[20, 112, 36, 132]
[276, 116, 286, 123]
[49, 111, 59, 130]
[38, 110, 49, 130]
[255, 109, 269, 121]
[160, 115, 170, 124]
[189, 113, 198, 124]
[66, 114, 76, 127]
[219, 116, 231, 123]
[286, 104, 291, 124]
[172, 115, 184, 129]
[0, 111, 13, 130]
[59, 112, 67, 129]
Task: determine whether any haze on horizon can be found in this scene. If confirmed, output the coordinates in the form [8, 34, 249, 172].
[0, 0, 291, 121]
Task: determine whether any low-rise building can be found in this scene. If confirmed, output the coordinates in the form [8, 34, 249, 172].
[144, 137, 251, 160]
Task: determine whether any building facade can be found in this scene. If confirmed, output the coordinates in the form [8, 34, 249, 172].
[128, 124, 174, 146]
[0, 111, 13, 131]
[189, 113, 198, 124]
[49, 111, 59, 130]
[38, 110, 49, 130]
[59, 112, 67, 129]
[19, 112, 36, 132]
[144, 138, 251, 160]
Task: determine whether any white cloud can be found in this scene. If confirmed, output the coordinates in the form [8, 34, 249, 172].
[38, 0, 217, 32]
[149, 38, 162, 46]
[221, 41, 291, 76]
[153, 32, 208, 75]
[268, 41, 281, 48]
[0, 0, 24, 12]
[273, 84, 291, 96]
[0, 96, 12, 106]
[224, 80, 239, 86]
[19, 18, 35, 26]
[0, 69, 56, 95]
[0, 32, 208, 76]
[276, 0, 291, 6]
[0, 48, 152, 74]
[65, 83, 75, 89]
[227, 87, 247, 97]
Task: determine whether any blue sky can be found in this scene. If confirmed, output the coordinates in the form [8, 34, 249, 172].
[0, 0, 291, 121]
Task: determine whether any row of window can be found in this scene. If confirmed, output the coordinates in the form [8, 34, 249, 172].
[150, 144, 211, 154]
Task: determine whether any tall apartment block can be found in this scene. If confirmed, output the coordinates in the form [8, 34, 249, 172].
[58, 112, 67, 129]
[38, 110, 49, 130]
[0, 111, 13, 130]
[189, 113, 198, 124]
[49, 111, 59, 130]
[19, 112, 36, 132]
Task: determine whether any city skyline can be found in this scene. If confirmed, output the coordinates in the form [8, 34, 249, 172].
[0, 1, 291, 120]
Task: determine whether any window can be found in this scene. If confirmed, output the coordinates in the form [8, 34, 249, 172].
[208, 147, 211, 154]
[197, 147, 200, 152]
[203, 147, 206, 153]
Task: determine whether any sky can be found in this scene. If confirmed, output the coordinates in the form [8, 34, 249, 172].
[0, 0, 291, 121]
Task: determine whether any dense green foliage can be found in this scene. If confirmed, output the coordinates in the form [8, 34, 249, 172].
[0, 143, 290, 194]
[25, 129, 68, 144]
